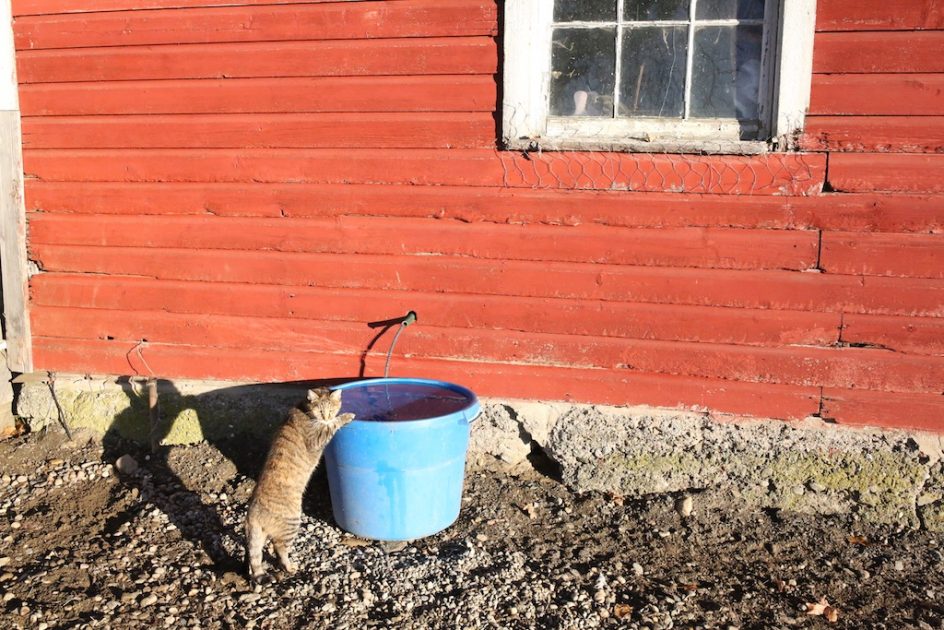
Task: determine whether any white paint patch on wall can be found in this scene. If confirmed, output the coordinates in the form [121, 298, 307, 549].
[0, 0, 16, 110]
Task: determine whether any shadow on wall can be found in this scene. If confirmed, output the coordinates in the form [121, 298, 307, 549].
[99, 376, 352, 572]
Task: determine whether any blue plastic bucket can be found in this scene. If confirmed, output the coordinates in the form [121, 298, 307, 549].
[324, 378, 480, 541]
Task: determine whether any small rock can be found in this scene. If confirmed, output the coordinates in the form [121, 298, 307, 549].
[140, 594, 158, 608]
[115, 455, 139, 475]
[675, 495, 693, 518]
[632, 563, 644, 576]
[382, 541, 408, 553]
[894, 560, 904, 572]
[0, 557, 10, 568]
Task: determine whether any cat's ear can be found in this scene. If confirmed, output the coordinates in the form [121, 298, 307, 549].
[307, 388, 320, 403]
[329, 389, 342, 403]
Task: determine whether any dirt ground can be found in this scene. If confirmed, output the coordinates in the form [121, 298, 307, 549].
[0, 428, 943, 629]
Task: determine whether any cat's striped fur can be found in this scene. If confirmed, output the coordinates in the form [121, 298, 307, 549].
[245, 387, 354, 580]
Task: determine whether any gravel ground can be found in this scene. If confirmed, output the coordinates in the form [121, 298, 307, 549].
[1, 429, 943, 629]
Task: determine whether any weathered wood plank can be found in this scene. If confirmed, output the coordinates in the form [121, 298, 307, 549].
[20, 113, 496, 150]
[14, 0, 497, 49]
[29, 253, 944, 317]
[843, 313, 944, 356]
[821, 232, 944, 279]
[23, 182, 944, 234]
[18, 76, 497, 116]
[30, 337, 821, 420]
[13, 0, 408, 16]
[810, 74, 944, 116]
[16, 36, 497, 83]
[814, 31, 944, 73]
[828, 154, 944, 194]
[822, 388, 944, 433]
[0, 1, 33, 372]
[27, 311, 944, 393]
[21, 148, 826, 195]
[801, 116, 944, 153]
[0, 112, 33, 372]
[816, 0, 944, 31]
[28, 214, 821, 272]
[30, 295, 840, 350]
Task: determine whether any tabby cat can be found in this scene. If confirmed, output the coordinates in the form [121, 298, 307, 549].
[245, 387, 355, 580]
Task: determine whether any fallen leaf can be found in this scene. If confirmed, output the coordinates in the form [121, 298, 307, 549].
[805, 597, 830, 616]
[340, 537, 373, 548]
[613, 603, 632, 620]
[847, 535, 869, 545]
[806, 597, 840, 623]
[680, 583, 698, 592]
[773, 578, 786, 593]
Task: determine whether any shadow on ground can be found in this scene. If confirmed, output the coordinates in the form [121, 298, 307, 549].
[99, 376, 353, 573]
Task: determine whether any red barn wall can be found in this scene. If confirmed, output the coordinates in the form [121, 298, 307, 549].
[10, 0, 944, 431]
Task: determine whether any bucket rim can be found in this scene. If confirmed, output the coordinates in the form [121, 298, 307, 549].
[329, 377, 480, 425]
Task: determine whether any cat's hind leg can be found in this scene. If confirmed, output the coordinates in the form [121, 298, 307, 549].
[272, 519, 300, 574]
[245, 517, 267, 580]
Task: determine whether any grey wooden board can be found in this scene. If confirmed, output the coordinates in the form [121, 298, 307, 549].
[0, 111, 33, 373]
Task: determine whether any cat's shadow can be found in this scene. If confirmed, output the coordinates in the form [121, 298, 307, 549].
[100, 377, 350, 574]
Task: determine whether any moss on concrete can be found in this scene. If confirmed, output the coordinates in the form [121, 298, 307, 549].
[918, 463, 944, 532]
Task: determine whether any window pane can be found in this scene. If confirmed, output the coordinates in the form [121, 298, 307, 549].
[619, 26, 687, 117]
[691, 25, 763, 119]
[696, 0, 765, 20]
[623, 0, 689, 21]
[555, 0, 617, 22]
[550, 28, 617, 117]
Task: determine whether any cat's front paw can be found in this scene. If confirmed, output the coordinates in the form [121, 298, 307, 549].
[338, 413, 356, 425]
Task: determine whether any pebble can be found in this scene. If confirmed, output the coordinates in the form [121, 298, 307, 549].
[2, 430, 942, 630]
[115, 455, 139, 475]
[0, 557, 10, 567]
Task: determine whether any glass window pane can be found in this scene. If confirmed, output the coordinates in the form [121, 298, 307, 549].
[691, 25, 763, 119]
[696, 0, 766, 20]
[555, 0, 617, 22]
[619, 26, 687, 118]
[550, 28, 617, 117]
[623, 0, 689, 20]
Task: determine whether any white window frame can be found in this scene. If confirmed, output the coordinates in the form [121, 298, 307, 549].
[502, 0, 817, 154]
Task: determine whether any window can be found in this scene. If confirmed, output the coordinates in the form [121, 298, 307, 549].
[502, 0, 816, 154]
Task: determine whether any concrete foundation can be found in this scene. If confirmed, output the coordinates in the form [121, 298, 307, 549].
[16, 374, 944, 531]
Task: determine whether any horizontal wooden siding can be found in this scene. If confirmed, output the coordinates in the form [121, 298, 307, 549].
[13, 0, 944, 432]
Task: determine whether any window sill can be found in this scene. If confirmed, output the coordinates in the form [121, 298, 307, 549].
[503, 136, 773, 155]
